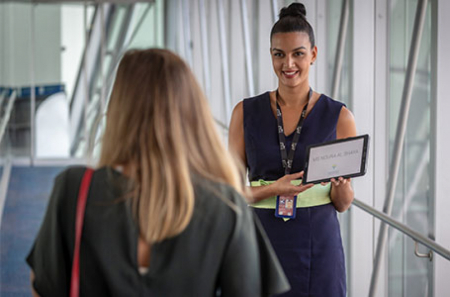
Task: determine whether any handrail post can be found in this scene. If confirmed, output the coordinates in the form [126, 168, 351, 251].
[369, 0, 429, 295]
[414, 241, 433, 261]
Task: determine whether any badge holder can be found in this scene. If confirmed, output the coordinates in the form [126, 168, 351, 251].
[275, 195, 297, 219]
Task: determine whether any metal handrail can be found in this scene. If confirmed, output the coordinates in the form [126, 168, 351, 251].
[353, 198, 450, 261]
[0, 91, 17, 147]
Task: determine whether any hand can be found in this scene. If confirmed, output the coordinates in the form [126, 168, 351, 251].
[273, 171, 314, 196]
[330, 176, 351, 187]
[320, 176, 351, 187]
[329, 176, 354, 212]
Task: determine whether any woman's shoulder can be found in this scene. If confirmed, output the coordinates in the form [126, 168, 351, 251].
[240, 91, 272, 121]
[318, 93, 346, 108]
[52, 166, 124, 204]
[243, 91, 271, 102]
[56, 165, 85, 180]
[49, 166, 88, 201]
[243, 91, 271, 108]
[310, 93, 347, 118]
[58, 166, 121, 182]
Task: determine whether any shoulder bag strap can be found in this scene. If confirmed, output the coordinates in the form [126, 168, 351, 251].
[70, 168, 94, 297]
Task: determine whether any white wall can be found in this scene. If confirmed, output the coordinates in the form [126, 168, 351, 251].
[434, 0, 450, 295]
[350, 1, 377, 296]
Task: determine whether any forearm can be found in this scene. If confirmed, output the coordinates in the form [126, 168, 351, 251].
[330, 183, 354, 212]
[247, 172, 314, 203]
[247, 184, 278, 203]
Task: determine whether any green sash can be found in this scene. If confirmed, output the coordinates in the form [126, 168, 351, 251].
[250, 179, 332, 209]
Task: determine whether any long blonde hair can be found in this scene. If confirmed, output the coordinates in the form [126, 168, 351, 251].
[99, 49, 245, 243]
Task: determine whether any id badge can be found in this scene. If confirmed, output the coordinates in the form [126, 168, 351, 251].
[275, 195, 297, 219]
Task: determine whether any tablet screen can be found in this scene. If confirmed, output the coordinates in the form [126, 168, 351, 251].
[303, 135, 369, 184]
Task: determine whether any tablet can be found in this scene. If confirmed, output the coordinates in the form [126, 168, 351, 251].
[303, 134, 369, 184]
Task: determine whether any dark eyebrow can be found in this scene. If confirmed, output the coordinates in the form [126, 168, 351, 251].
[271, 48, 284, 52]
[272, 46, 307, 52]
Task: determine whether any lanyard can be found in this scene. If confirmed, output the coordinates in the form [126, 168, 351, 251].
[276, 87, 312, 175]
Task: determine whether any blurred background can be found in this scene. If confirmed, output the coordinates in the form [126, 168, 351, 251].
[0, 0, 449, 296]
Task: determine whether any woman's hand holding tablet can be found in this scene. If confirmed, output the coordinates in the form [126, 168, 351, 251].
[303, 134, 370, 184]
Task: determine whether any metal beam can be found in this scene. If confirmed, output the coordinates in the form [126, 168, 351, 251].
[181, 0, 193, 68]
[216, 0, 231, 122]
[331, 0, 349, 99]
[0, 92, 17, 147]
[369, 0, 429, 296]
[198, 0, 211, 99]
[99, 3, 106, 111]
[0, 159, 12, 231]
[82, 1, 90, 157]
[70, 4, 116, 155]
[87, 4, 136, 158]
[29, 5, 36, 164]
[104, 4, 135, 101]
[240, 0, 255, 97]
[271, 0, 278, 23]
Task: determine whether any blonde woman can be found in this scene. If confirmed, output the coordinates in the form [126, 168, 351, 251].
[27, 49, 289, 297]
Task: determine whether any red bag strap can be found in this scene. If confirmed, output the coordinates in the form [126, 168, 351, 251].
[70, 168, 94, 297]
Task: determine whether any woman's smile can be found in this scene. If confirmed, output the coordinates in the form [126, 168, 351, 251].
[282, 70, 299, 79]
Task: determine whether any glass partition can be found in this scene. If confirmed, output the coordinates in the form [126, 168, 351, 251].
[0, 2, 164, 162]
[388, 0, 433, 296]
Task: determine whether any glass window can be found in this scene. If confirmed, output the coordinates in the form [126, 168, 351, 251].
[388, 0, 432, 296]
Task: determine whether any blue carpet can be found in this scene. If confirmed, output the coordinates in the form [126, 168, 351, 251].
[0, 166, 65, 296]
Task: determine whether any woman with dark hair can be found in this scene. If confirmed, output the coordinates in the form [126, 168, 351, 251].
[27, 49, 290, 297]
[229, 3, 356, 297]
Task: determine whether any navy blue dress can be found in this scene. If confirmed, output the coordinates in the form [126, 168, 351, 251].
[243, 92, 346, 297]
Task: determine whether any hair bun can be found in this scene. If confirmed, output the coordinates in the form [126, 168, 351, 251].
[279, 3, 307, 19]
